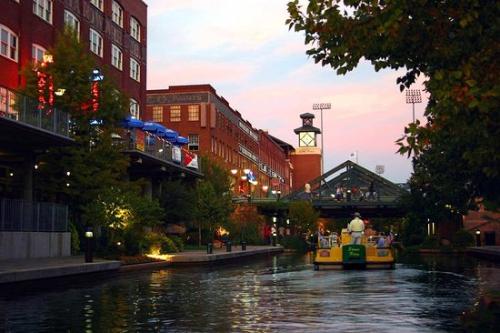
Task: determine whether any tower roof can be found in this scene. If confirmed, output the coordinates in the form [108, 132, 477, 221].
[294, 125, 321, 134]
[300, 113, 315, 119]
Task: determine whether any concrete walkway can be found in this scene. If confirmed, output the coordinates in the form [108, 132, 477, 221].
[0, 246, 284, 283]
[167, 245, 283, 264]
[0, 256, 120, 284]
[466, 246, 500, 261]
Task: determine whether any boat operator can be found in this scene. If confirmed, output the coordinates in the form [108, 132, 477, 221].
[348, 212, 365, 244]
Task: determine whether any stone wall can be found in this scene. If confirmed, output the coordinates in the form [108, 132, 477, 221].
[0, 232, 71, 260]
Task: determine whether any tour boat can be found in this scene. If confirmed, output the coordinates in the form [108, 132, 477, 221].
[313, 229, 395, 270]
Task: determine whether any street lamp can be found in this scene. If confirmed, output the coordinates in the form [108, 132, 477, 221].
[475, 229, 481, 247]
[84, 226, 94, 263]
[312, 103, 331, 176]
[405, 89, 422, 123]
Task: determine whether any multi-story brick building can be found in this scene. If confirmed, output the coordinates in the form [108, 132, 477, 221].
[0, 0, 147, 118]
[146, 84, 293, 197]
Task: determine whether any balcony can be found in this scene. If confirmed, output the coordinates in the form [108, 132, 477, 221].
[0, 95, 70, 139]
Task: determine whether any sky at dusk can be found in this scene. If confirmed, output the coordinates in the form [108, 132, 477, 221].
[146, 0, 428, 183]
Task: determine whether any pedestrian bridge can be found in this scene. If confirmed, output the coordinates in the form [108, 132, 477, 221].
[285, 160, 408, 218]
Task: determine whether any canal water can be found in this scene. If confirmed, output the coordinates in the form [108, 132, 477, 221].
[0, 253, 498, 332]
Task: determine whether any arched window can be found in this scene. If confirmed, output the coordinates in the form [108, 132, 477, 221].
[0, 25, 18, 62]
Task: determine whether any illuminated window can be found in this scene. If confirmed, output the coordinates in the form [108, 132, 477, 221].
[188, 134, 199, 151]
[130, 17, 141, 41]
[111, 44, 122, 70]
[0, 25, 18, 62]
[32, 44, 46, 64]
[33, 0, 52, 24]
[130, 99, 139, 119]
[89, 29, 103, 57]
[64, 10, 80, 39]
[90, 0, 103, 11]
[112, 1, 123, 27]
[170, 105, 181, 122]
[0, 87, 17, 118]
[188, 105, 200, 121]
[152, 106, 163, 122]
[130, 58, 140, 82]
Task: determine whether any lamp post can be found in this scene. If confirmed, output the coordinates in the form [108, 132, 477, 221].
[271, 216, 277, 246]
[312, 103, 331, 176]
[84, 226, 94, 263]
[405, 89, 422, 123]
[475, 229, 481, 247]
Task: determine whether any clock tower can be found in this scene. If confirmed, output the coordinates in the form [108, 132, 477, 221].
[290, 113, 322, 191]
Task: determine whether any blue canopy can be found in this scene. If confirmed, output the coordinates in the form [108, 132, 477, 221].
[157, 128, 179, 141]
[142, 122, 166, 133]
[174, 136, 189, 146]
[121, 116, 144, 129]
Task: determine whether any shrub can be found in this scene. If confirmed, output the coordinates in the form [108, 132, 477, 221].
[160, 236, 179, 254]
[69, 222, 80, 255]
[280, 235, 308, 252]
[452, 229, 474, 249]
[169, 235, 184, 252]
[421, 235, 440, 249]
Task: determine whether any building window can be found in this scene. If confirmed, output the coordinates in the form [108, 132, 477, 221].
[111, 44, 122, 70]
[33, 0, 52, 24]
[0, 25, 18, 62]
[130, 17, 141, 42]
[152, 106, 163, 122]
[130, 99, 139, 119]
[112, 1, 123, 27]
[64, 10, 80, 39]
[0, 87, 17, 119]
[188, 105, 200, 121]
[89, 29, 103, 57]
[130, 58, 140, 82]
[170, 105, 181, 122]
[90, 0, 103, 11]
[188, 134, 199, 151]
[32, 44, 46, 64]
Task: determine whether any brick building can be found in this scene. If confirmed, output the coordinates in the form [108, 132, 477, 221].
[0, 0, 147, 118]
[146, 84, 292, 197]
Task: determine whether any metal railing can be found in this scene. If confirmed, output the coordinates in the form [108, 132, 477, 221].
[124, 128, 200, 170]
[0, 198, 69, 232]
[0, 95, 70, 137]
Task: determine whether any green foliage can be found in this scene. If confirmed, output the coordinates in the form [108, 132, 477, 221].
[280, 235, 308, 252]
[168, 235, 185, 252]
[452, 229, 474, 249]
[421, 235, 440, 249]
[287, 0, 500, 211]
[194, 157, 233, 241]
[69, 222, 80, 255]
[159, 180, 196, 227]
[227, 207, 266, 245]
[288, 201, 320, 233]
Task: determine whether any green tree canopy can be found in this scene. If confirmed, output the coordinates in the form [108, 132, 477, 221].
[288, 201, 320, 233]
[287, 0, 499, 210]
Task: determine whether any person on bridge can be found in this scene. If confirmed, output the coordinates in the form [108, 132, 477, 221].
[348, 212, 365, 244]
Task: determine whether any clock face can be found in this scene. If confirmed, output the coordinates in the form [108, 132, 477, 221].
[299, 132, 315, 147]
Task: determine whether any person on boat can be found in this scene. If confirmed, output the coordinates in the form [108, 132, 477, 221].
[377, 233, 388, 256]
[348, 212, 365, 244]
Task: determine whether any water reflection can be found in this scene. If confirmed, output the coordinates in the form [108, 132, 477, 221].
[1, 253, 498, 332]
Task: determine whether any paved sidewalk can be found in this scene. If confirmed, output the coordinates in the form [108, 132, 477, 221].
[0, 256, 120, 284]
[167, 245, 283, 264]
[466, 246, 500, 261]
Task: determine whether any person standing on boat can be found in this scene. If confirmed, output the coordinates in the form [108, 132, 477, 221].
[348, 212, 365, 244]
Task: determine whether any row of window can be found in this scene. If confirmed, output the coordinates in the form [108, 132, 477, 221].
[1, 84, 140, 121]
[151, 105, 200, 123]
[29, 0, 141, 42]
[1, 22, 140, 82]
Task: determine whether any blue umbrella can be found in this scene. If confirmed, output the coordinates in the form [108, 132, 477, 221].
[142, 122, 166, 133]
[158, 128, 178, 141]
[121, 116, 144, 129]
[174, 136, 189, 146]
